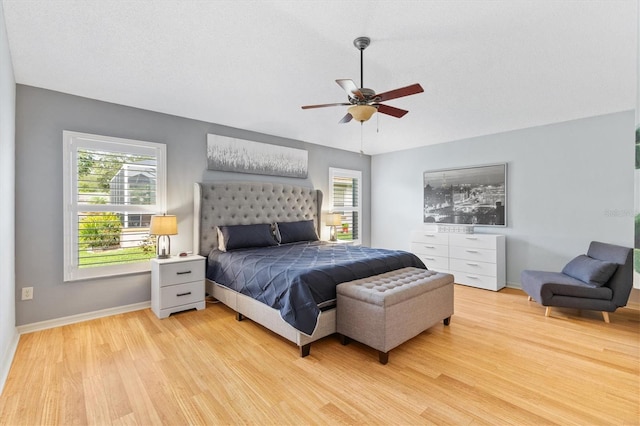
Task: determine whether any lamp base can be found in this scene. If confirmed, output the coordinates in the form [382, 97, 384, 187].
[156, 235, 171, 259]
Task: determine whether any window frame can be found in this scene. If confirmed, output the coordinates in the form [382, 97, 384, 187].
[328, 167, 362, 245]
[63, 131, 167, 282]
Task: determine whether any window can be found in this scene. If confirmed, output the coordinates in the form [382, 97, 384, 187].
[329, 167, 362, 245]
[63, 131, 166, 281]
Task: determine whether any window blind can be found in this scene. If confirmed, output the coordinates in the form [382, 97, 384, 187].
[63, 131, 166, 281]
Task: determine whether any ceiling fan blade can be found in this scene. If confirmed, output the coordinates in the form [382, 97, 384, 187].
[339, 113, 353, 123]
[301, 102, 351, 110]
[336, 79, 364, 100]
[375, 83, 424, 102]
[376, 104, 409, 118]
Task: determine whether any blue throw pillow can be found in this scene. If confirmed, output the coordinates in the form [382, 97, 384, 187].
[275, 220, 318, 244]
[561, 254, 618, 286]
[216, 223, 278, 252]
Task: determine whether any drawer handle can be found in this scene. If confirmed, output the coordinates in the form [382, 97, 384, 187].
[465, 249, 479, 253]
[465, 237, 478, 240]
[466, 262, 479, 266]
[176, 291, 192, 297]
[176, 271, 192, 275]
[424, 234, 436, 237]
[424, 257, 435, 261]
[424, 245, 435, 249]
[466, 275, 480, 279]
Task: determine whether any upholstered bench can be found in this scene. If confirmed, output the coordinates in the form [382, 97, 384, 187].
[336, 267, 454, 364]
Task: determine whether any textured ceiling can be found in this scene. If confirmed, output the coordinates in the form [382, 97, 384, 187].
[2, 0, 637, 154]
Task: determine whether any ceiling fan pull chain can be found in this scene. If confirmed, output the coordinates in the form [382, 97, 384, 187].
[360, 122, 364, 155]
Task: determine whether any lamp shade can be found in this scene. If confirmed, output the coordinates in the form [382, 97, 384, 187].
[150, 215, 178, 235]
[326, 213, 342, 226]
[348, 104, 377, 122]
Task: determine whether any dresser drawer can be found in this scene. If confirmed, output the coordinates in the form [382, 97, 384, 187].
[449, 234, 497, 250]
[159, 260, 205, 287]
[451, 271, 502, 291]
[410, 230, 448, 245]
[417, 254, 449, 272]
[411, 242, 448, 258]
[160, 281, 204, 309]
[449, 245, 497, 263]
[450, 258, 496, 277]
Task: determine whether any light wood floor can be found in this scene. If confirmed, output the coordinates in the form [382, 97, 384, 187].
[1, 285, 638, 425]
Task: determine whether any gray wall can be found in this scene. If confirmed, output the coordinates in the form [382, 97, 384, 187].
[15, 85, 371, 326]
[371, 111, 635, 288]
[0, 1, 17, 392]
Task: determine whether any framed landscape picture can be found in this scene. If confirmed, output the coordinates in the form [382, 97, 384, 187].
[423, 163, 507, 226]
[207, 134, 308, 178]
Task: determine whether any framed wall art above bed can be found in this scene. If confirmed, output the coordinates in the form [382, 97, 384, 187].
[207, 134, 308, 178]
[423, 163, 507, 226]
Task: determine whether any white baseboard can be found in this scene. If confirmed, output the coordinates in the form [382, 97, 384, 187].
[16, 301, 151, 335]
[0, 328, 20, 396]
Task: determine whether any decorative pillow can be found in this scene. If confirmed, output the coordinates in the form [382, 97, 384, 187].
[561, 254, 618, 286]
[275, 220, 318, 244]
[216, 223, 278, 252]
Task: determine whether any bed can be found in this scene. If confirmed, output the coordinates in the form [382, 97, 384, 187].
[193, 181, 425, 356]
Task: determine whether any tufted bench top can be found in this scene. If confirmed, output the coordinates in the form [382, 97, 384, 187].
[337, 267, 454, 307]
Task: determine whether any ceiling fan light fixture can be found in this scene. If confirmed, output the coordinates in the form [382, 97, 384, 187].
[348, 104, 377, 122]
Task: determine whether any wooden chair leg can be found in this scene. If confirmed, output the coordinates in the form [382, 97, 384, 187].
[544, 307, 551, 317]
[527, 296, 532, 301]
[602, 311, 610, 323]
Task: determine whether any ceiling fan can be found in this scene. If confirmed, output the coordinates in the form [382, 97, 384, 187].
[301, 36, 424, 124]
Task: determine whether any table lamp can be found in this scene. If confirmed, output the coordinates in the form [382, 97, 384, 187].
[150, 214, 178, 259]
[326, 213, 342, 242]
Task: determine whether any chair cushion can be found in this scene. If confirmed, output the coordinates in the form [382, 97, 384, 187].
[561, 255, 618, 286]
[521, 270, 613, 301]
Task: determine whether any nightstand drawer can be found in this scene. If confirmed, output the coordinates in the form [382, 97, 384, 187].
[159, 260, 205, 287]
[160, 281, 204, 309]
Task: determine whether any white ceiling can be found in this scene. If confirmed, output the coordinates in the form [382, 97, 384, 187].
[2, 0, 637, 155]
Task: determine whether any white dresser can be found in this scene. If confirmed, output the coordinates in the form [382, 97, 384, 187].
[410, 230, 506, 291]
[151, 255, 206, 318]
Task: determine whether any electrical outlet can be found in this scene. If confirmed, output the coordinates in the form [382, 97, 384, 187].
[21, 287, 33, 300]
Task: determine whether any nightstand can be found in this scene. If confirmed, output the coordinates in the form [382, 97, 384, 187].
[151, 255, 206, 319]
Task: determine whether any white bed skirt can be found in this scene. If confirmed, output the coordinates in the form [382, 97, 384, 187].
[207, 279, 337, 347]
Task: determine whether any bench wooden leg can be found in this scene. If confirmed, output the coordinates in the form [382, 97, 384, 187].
[544, 307, 551, 317]
[527, 296, 532, 301]
[443, 317, 451, 326]
[300, 344, 311, 357]
[339, 334, 351, 345]
[236, 312, 244, 321]
[378, 351, 389, 365]
[602, 311, 610, 323]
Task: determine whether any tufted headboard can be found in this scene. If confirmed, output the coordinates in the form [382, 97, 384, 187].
[194, 181, 323, 257]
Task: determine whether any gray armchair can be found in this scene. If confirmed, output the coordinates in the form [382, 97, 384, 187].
[521, 241, 633, 322]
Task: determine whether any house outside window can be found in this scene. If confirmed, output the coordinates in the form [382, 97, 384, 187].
[329, 167, 362, 245]
[63, 131, 167, 281]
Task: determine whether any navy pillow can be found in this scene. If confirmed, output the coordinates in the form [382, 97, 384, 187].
[216, 223, 278, 252]
[276, 220, 318, 244]
[561, 254, 618, 286]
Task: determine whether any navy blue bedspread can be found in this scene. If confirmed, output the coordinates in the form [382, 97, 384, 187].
[207, 241, 425, 335]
